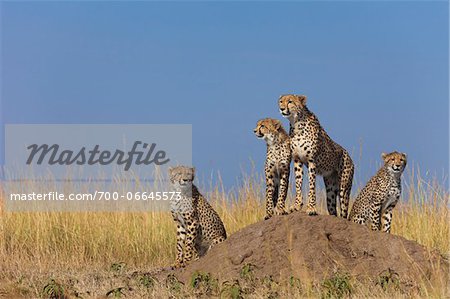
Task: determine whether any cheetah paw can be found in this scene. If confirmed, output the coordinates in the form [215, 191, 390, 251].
[274, 207, 288, 216]
[264, 214, 273, 220]
[289, 204, 303, 213]
[306, 205, 318, 216]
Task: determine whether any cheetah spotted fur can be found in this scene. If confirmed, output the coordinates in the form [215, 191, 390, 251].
[254, 118, 290, 219]
[279, 94, 354, 217]
[169, 166, 227, 268]
[349, 152, 407, 233]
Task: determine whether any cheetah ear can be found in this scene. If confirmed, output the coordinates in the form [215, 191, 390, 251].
[296, 94, 307, 105]
[168, 167, 174, 175]
[381, 152, 388, 160]
[402, 153, 407, 160]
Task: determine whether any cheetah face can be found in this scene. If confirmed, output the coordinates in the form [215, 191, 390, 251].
[382, 152, 407, 174]
[278, 94, 307, 118]
[253, 118, 282, 143]
[168, 166, 195, 192]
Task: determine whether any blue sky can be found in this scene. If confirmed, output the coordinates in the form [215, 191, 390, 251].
[1, 1, 448, 189]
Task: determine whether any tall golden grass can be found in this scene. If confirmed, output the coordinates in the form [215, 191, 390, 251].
[0, 167, 448, 298]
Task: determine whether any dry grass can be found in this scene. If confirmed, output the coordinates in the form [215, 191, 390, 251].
[0, 169, 448, 298]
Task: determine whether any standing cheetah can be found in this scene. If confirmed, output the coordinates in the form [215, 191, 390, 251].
[278, 94, 354, 217]
[349, 152, 407, 233]
[169, 166, 227, 268]
[254, 118, 290, 219]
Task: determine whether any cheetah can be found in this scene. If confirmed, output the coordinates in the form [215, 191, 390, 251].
[169, 166, 227, 268]
[253, 118, 290, 219]
[349, 152, 407, 233]
[278, 94, 354, 217]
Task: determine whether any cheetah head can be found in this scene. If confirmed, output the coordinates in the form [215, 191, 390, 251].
[168, 166, 195, 192]
[382, 152, 407, 174]
[253, 118, 284, 144]
[278, 94, 307, 119]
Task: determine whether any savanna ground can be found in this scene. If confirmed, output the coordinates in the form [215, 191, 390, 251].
[0, 168, 448, 298]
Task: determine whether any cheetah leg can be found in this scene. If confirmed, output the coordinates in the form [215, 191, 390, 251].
[381, 201, 398, 233]
[290, 157, 304, 213]
[339, 152, 354, 219]
[323, 175, 338, 216]
[369, 200, 382, 231]
[182, 213, 199, 265]
[275, 167, 289, 215]
[173, 223, 186, 268]
[306, 161, 318, 216]
[381, 210, 393, 233]
[265, 169, 277, 220]
[273, 184, 279, 211]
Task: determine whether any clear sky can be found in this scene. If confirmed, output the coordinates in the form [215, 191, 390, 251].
[1, 1, 448, 189]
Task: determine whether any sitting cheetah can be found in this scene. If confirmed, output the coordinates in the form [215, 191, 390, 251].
[253, 118, 290, 219]
[349, 152, 407, 233]
[169, 166, 227, 268]
[279, 94, 354, 217]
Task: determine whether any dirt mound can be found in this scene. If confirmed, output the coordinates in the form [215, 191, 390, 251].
[160, 212, 448, 285]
